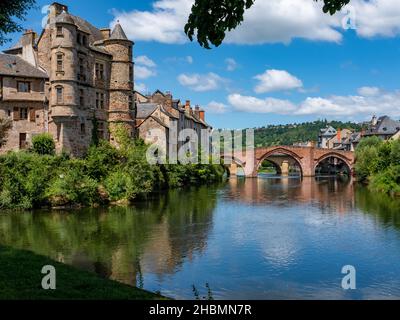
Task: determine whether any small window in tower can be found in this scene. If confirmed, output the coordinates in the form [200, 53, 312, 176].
[95, 92, 99, 109]
[77, 33, 81, 44]
[56, 86, 63, 104]
[99, 64, 104, 80]
[57, 54, 63, 72]
[57, 26, 63, 37]
[80, 122, 86, 135]
[79, 89, 84, 106]
[82, 36, 87, 46]
[129, 65, 133, 83]
[100, 93, 105, 109]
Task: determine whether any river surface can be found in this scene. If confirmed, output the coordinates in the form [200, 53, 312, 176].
[1, 176, 400, 300]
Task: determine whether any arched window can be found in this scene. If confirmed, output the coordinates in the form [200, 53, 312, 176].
[55, 86, 63, 104]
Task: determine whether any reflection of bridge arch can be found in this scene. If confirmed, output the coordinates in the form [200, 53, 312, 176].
[256, 147, 304, 177]
[314, 152, 353, 175]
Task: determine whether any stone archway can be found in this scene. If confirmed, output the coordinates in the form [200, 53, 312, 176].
[314, 152, 354, 176]
[255, 147, 305, 177]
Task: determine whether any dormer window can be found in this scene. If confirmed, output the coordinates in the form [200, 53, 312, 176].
[56, 26, 63, 37]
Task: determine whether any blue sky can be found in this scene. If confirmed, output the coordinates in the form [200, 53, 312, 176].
[3, 0, 400, 129]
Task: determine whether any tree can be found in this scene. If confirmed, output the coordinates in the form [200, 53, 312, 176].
[0, 0, 36, 45]
[31, 133, 55, 155]
[0, 117, 12, 147]
[185, 0, 351, 49]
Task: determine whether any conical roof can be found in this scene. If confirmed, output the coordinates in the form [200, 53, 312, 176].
[110, 22, 128, 40]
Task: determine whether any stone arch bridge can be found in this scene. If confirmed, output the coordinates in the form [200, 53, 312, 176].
[223, 146, 355, 178]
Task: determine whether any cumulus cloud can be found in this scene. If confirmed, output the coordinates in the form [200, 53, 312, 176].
[135, 55, 157, 79]
[205, 101, 230, 114]
[225, 58, 238, 71]
[228, 94, 297, 114]
[135, 82, 148, 93]
[135, 66, 156, 79]
[357, 86, 381, 96]
[254, 69, 303, 93]
[228, 88, 400, 118]
[111, 0, 400, 45]
[136, 55, 156, 67]
[177, 72, 227, 92]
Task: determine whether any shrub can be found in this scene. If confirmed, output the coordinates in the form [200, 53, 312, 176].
[32, 133, 56, 155]
[104, 170, 136, 202]
[46, 160, 99, 207]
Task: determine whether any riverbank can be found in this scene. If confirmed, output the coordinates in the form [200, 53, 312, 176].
[0, 246, 167, 300]
[355, 137, 400, 197]
[0, 133, 225, 210]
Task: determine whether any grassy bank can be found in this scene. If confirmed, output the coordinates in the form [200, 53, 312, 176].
[0, 128, 225, 210]
[0, 246, 167, 300]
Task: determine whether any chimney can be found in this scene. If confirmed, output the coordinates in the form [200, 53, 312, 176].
[185, 100, 191, 112]
[100, 28, 111, 40]
[194, 105, 200, 118]
[49, 2, 68, 20]
[199, 110, 205, 121]
[337, 128, 342, 142]
[21, 30, 38, 67]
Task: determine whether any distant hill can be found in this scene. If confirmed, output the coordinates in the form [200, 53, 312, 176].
[243, 120, 364, 147]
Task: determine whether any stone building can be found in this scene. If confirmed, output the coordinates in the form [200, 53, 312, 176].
[0, 2, 135, 156]
[135, 90, 212, 157]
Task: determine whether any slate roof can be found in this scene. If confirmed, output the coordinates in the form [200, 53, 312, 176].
[0, 54, 48, 78]
[365, 116, 400, 136]
[320, 126, 337, 137]
[137, 103, 158, 119]
[110, 23, 128, 40]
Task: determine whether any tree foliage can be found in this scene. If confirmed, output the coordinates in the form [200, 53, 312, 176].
[0, 0, 36, 45]
[185, 0, 351, 48]
[355, 137, 400, 197]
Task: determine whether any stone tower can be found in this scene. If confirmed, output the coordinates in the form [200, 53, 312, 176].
[48, 6, 79, 152]
[104, 22, 135, 143]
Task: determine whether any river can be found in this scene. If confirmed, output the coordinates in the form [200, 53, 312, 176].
[1, 175, 400, 300]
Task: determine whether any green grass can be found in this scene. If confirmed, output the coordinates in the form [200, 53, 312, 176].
[0, 246, 168, 300]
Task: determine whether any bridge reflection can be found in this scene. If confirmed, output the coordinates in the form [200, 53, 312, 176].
[223, 176, 355, 214]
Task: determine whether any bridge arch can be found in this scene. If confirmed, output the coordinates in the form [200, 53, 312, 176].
[221, 155, 246, 177]
[256, 147, 304, 177]
[314, 152, 353, 176]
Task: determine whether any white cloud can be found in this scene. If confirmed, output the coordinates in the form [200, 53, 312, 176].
[227, 88, 400, 118]
[254, 69, 303, 93]
[186, 56, 193, 64]
[135, 82, 148, 93]
[111, 0, 400, 45]
[135, 66, 156, 79]
[205, 101, 229, 114]
[135, 55, 157, 79]
[136, 55, 156, 67]
[357, 86, 381, 96]
[111, 0, 400, 46]
[228, 94, 296, 114]
[177, 72, 227, 92]
[225, 58, 238, 71]
[350, 0, 400, 38]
